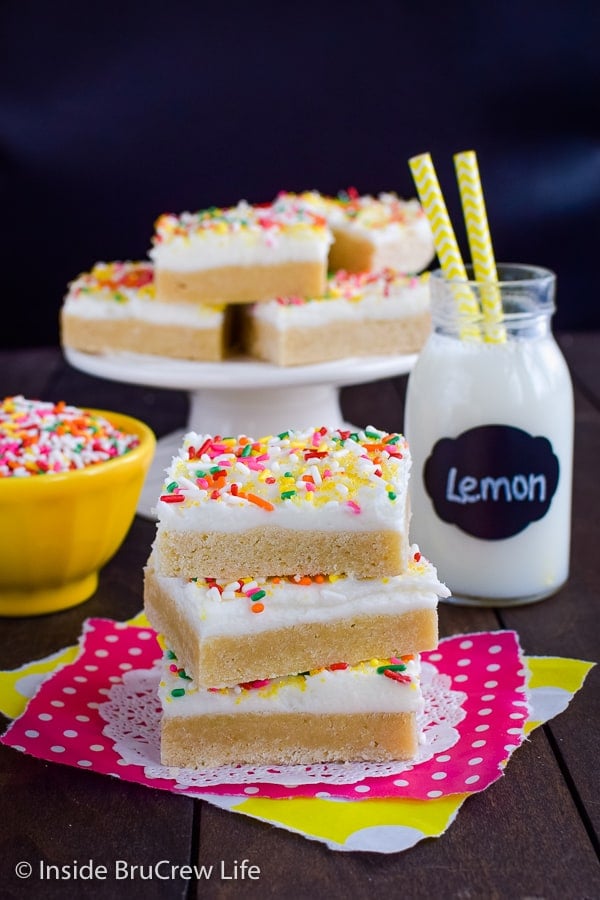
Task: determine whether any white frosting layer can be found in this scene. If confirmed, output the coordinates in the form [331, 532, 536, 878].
[359, 225, 434, 274]
[251, 275, 430, 329]
[62, 293, 224, 327]
[155, 427, 411, 534]
[155, 489, 408, 533]
[150, 201, 332, 273]
[149, 547, 448, 639]
[150, 231, 331, 272]
[159, 655, 422, 716]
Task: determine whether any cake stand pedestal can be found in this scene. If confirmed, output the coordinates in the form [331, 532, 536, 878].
[64, 348, 417, 518]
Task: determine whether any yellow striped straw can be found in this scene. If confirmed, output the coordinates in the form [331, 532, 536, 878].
[409, 152, 481, 341]
[454, 150, 506, 343]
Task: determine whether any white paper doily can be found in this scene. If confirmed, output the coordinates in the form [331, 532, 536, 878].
[99, 661, 467, 789]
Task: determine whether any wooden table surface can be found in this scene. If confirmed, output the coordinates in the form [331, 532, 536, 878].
[0, 335, 598, 900]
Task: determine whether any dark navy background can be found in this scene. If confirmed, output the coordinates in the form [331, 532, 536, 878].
[1, 1, 599, 347]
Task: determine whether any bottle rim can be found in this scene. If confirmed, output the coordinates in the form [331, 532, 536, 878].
[429, 263, 556, 331]
[430, 262, 556, 288]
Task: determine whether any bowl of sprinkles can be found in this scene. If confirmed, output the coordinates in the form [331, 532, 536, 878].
[0, 396, 155, 616]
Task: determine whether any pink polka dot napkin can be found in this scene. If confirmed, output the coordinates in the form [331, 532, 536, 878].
[0, 619, 530, 801]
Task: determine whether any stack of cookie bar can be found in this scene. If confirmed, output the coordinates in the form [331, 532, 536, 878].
[242, 190, 433, 365]
[60, 189, 434, 365]
[144, 426, 449, 768]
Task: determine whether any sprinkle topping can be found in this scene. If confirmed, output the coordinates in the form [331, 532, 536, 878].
[162, 649, 417, 701]
[0, 395, 140, 477]
[271, 268, 425, 308]
[153, 198, 329, 245]
[277, 189, 426, 232]
[159, 426, 408, 513]
[335, 190, 426, 229]
[67, 261, 155, 303]
[188, 572, 349, 616]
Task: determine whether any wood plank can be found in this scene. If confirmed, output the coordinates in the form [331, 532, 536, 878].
[0, 746, 192, 900]
[499, 385, 600, 842]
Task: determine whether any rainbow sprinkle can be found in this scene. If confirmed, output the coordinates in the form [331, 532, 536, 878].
[68, 261, 155, 303]
[159, 426, 408, 512]
[277, 189, 427, 231]
[272, 268, 424, 308]
[153, 198, 328, 245]
[334, 189, 426, 228]
[162, 649, 417, 700]
[0, 396, 140, 477]
[188, 572, 346, 617]
[182, 552, 431, 624]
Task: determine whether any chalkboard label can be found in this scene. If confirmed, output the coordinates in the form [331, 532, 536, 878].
[423, 425, 560, 540]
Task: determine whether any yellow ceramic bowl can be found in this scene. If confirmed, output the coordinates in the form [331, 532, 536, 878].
[0, 409, 155, 616]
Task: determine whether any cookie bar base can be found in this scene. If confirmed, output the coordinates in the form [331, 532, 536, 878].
[145, 568, 437, 687]
[155, 261, 326, 305]
[153, 526, 409, 581]
[61, 313, 228, 362]
[245, 313, 431, 365]
[161, 710, 418, 767]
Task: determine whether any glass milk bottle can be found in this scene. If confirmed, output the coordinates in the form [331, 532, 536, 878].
[404, 264, 573, 606]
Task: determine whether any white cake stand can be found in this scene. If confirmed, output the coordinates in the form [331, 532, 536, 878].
[64, 348, 417, 518]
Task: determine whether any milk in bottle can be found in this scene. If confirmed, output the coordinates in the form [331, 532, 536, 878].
[404, 265, 573, 606]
